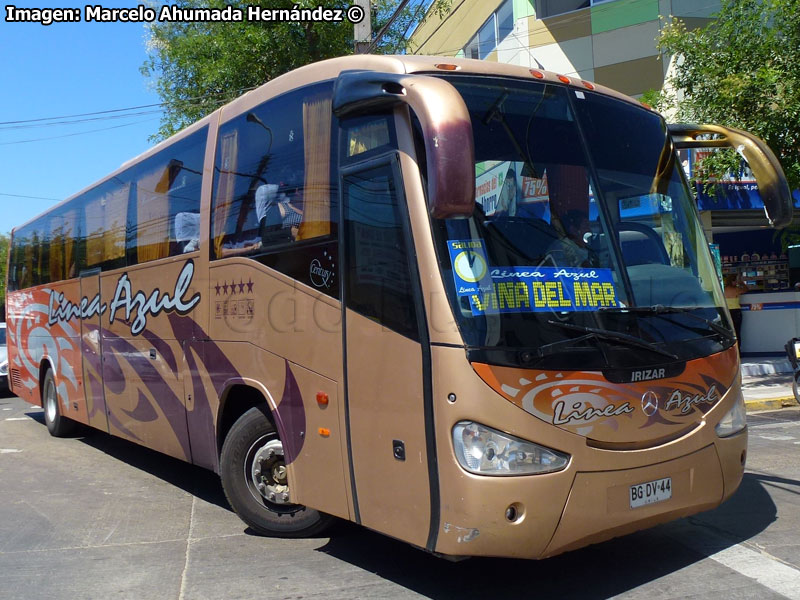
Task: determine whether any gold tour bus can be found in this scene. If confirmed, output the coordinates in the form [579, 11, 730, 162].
[5, 55, 792, 560]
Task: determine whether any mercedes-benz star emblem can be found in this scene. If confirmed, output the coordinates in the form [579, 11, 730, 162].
[641, 391, 659, 417]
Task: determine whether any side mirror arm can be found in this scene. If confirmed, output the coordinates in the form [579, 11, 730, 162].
[668, 123, 792, 228]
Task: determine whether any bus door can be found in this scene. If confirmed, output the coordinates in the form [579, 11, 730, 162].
[79, 269, 109, 432]
[340, 141, 436, 550]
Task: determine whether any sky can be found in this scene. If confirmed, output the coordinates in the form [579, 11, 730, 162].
[0, 1, 439, 237]
[1, 2, 170, 235]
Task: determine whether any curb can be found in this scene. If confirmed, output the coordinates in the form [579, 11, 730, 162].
[744, 395, 798, 412]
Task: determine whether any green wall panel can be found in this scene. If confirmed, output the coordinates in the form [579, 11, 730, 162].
[514, 0, 535, 19]
[591, 0, 659, 34]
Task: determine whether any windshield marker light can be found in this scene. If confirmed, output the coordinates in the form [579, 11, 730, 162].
[453, 421, 570, 476]
[557, 75, 571, 84]
[435, 63, 460, 71]
[530, 69, 545, 79]
[581, 80, 595, 90]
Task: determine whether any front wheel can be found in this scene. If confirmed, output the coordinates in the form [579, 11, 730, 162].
[42, 370, 78, 437]
[219, 406, 332, 537]
[793, 371, 800, 405]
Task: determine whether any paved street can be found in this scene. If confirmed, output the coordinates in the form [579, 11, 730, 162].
[1, 393, 799, 600]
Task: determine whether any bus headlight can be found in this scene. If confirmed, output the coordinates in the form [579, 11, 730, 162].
[0, 361, 7, 376]
[452, 421, 570, 476]
[714, 390, 747, 437]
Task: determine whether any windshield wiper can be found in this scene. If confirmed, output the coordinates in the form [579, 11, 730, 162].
[599, 305, 735, 343]
[544, 320, 679, 360]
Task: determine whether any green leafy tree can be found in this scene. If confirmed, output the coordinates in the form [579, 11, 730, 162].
[142, 0, 449, 140]
[652, 0, 800, 195]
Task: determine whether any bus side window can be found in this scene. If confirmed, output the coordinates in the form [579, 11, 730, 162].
[15, 228, 33, 290]
[212, 93, 307, 256]
[211, 82, 337, 260]
[83, 182, 128, 272]
[127, 127, 207, 263]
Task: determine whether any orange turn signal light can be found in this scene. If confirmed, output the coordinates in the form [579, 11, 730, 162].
[318, 428, 331, 437]
[316, 392, 329, 407]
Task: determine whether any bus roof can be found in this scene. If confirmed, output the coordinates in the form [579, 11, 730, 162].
[12, 54, 646, 234]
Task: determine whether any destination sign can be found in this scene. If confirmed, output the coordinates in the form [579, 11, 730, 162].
[447, 240, 619, 315]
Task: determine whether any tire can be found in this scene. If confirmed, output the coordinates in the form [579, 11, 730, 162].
[219, 406, 332, 537]
[793, 372, 800, 405]
[42, 369, 78, 437]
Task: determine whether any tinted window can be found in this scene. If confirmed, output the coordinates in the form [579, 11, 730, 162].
[46, 206, 79, 281]
[7, 127, 207, 289]
[8, 227, 32, 291]
[211, 82, 337, 260]
[83, 178, 129, 271]
[343, 161, 419, 341]
[127, 128, 207, 262]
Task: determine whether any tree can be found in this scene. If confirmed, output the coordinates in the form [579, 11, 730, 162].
[142, 0, 449, 140]
[651, 0, 800, 193]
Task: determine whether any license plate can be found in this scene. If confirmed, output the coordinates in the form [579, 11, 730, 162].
[630, 476, 672, 509]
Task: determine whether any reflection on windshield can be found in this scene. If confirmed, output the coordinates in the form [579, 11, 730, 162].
[432, 76, 734, 369]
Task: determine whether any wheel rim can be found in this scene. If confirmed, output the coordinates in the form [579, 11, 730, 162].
[45, 379, 58, 424]
[244, 435, 296, 510]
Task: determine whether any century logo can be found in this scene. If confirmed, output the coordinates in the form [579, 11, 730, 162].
[310, 259, 332, 288]
[641, 391, 659, 417]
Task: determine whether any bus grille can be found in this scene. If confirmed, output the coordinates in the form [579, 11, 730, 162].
[10, 369, 22, 390]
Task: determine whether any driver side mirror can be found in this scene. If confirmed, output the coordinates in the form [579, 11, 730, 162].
[668, 123, 793, 228]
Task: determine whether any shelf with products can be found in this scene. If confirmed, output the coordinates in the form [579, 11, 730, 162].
[721, 260, 790, 291]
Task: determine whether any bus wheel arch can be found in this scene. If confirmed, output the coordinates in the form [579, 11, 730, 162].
[219, 405, 332, 537]
[216, 382, 275, 457]
[38, 357, 55, 404]
[40, 366, 78, 437]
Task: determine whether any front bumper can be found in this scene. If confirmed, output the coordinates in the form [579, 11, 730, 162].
[434, 431, 746, 559]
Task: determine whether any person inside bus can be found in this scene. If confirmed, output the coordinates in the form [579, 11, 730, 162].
[495, 167, 518, 218]
[547, 209, 597, 267]
[255, 182, 303, 245]
[175, 211, 201, 253]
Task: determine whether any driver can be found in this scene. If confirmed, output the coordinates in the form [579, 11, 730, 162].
[547, 209, 596, 267]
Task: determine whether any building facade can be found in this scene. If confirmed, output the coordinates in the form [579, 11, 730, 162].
[410, 0, 720, 97]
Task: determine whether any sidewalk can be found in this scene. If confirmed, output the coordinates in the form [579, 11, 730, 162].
[741, 355, 798, 412]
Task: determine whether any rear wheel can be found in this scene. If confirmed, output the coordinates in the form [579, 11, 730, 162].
[220, 406, 332, 537]
[42, 370, 78, 437]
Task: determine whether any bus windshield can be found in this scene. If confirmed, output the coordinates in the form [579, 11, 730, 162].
[431, 76, 734, 370]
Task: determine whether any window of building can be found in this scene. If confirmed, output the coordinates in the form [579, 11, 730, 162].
[535, 0, 616, 19]
[464, 0, 514, 60]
